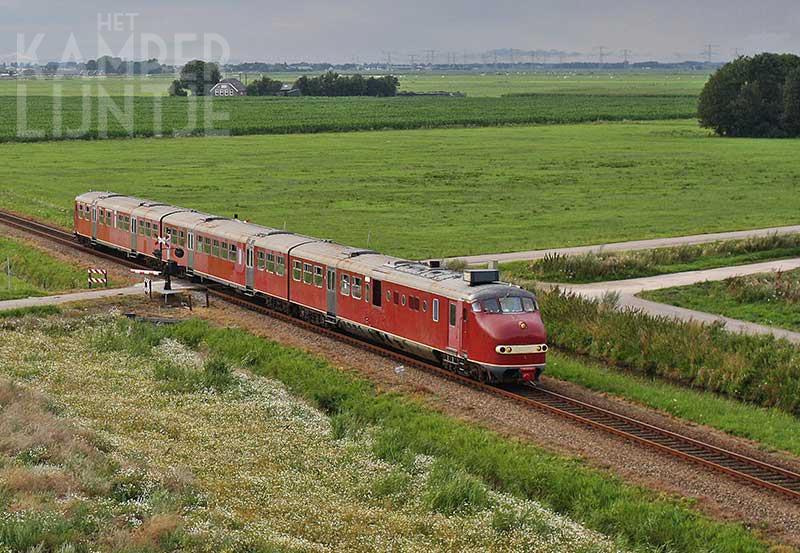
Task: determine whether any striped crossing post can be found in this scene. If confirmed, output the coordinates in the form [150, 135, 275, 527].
[130, 269, 162, 299]
[87, 268, 108, 288]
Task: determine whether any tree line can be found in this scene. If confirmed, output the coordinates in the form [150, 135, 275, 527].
[168, 63, 400, 97]
[247, 72, 399, 97]
[699, 53, 800, 138]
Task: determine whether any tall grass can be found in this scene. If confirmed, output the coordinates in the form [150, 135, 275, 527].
[504, 233, 800, 283]
[146, 318, 769, 553]
[0, 378, 199, 552]
[538, 287, 800, 415]
[0, 236, 88, 300]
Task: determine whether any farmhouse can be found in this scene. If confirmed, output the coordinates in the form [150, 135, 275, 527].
[211, 78, 247, 97]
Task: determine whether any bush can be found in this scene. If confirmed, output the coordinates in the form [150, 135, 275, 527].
[699, 53, 800, 137]
[537, 287, 800, 415]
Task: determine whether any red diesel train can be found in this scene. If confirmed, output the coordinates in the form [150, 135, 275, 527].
[75, 192, 548, 383]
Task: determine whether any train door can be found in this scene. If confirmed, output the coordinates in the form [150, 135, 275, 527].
[130, 218, 138, 253]
[90, 204, 98, 240]
[326, 267, 337, 317]
[186, 231, 194, 271]
[245, 241, 255, 291]
[447, 301, 462, 353]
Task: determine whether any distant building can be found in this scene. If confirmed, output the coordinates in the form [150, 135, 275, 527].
[277, 83, 302, 97]
[210, 78, 247, 97]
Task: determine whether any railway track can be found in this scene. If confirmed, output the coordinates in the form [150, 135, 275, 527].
[2, 209, 799, 502]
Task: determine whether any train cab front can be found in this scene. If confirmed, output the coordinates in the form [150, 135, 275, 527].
[466, 289, 548, 384]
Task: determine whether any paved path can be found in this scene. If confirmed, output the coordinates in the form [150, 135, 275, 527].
[0, 280, 198, 312]
[448, 224, 800, 264]
[551, 258, 800, 344]
[562, 258, 800, 299]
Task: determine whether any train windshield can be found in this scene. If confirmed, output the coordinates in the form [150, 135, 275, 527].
[476, 297, 537, 314]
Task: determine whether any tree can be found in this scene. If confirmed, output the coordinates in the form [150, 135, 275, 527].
[177, 60, 221, 96]
[292, 72, 398, 97]
[698, 53, 800, 137]
[168, 80, 187, 97]
[246, 76, 283, 96]
[783, 67, 800, 136]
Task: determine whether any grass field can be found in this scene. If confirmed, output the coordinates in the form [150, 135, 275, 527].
[5, 93, 697, 143]
[642, 269, 800, 332]
[3, 121, 800, 259]
[0, 236, 89, 301]
[0, 313, 771, 552]
[2, 71, 709, 98]
[548, 352, 800, 456]
[502, 234, 800, 283]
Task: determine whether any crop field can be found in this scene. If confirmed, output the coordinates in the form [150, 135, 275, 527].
[396, 71, 708, 97]
[4, 93, 698, 143]
[1, 71, 708, 98]
[0, 236, 89, 301]
[642, 269, 800, 332]
[3, 121, 800, 259]
[0, 313, 771, 552]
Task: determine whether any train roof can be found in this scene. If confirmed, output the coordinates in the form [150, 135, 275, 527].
[291, 240, 379, 267]
[76, 192, 533, 302]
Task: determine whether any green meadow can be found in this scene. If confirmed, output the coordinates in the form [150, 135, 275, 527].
[2, 121, 800, 259]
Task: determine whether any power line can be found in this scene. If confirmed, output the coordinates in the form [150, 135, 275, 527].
[704, 43, 719, 64]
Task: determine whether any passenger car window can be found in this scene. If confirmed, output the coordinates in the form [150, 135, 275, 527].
[257, 252, 265, 271]
[522, 297, 537, 312]
[341, 274, 350, 296]
[293, 261, 302, 281]
[267, 253, 275, 273]
[303, 263, 313, 284]
[432, 299, 440, 322]
[352, 277, 362, 299]
[449, 303, 457, 326]
[277, 256, 285, 276]
[314, 266, 324, 288]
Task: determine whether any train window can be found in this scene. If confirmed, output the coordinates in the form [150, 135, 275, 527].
[499, 297, 525, 314]
[449, 303, 457, 326]
[266, 253, 275, 273]
[147, 222, 153, 237]
[393, 291, 399, 304]
[386, 290, 391, 302]
[422, 300, 428, 312]
[246, 248, 254, 269]
[98, 209, 104, 225]
[220, 242, 228, 260]
[204, 237, 211, 254]
[341, 274, 350, 296]
[257, 252, 265, 271]
[293, 261, 302, 281]
[187, 232, 193, 250]
[352, 277, 362, 299]
[277, 256, 285, 276]
[432, 299, 440, 322]
[471, 302, 482, 313]
[303, 263, 313, 284]
[91, 207, 97, 222]
[106, 212, 112, 226]
[482, 299, 501, 314]
[230, 244, 237, 262]
[178, 231, 185, 246]
[410, 297, 420, 311]
[372, 280, 382, 307]
[401, 294, 406, 306]
[365, 283, 370, 302]
[212, 240, 220, 257]
[314, 266, 324, 288]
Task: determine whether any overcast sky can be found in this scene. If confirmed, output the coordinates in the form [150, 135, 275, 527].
[2, 0, 799, 64]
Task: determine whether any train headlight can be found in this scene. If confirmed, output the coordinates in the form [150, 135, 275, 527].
[519, 322, 527, 329]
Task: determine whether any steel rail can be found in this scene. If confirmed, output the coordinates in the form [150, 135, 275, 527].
[2, 208, 798, 501]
